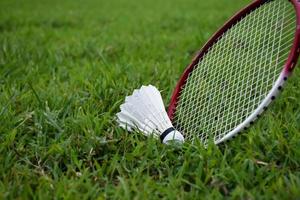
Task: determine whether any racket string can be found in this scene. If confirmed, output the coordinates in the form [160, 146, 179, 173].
[179, 7, 295, 105]
[177, 28, 293, 131]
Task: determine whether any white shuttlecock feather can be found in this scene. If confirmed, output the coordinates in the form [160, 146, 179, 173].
[116, 85, 184, 144]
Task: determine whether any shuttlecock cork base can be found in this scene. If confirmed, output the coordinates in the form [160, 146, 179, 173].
[160, 127, 184, 144]
[117, 85, 184, 144]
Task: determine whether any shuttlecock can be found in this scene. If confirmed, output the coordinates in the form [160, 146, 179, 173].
[116, 85, 184, 144]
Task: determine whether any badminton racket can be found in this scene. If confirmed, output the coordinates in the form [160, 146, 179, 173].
[168, 0, 300, 145]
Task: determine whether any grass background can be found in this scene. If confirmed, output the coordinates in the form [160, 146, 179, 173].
[1, 0, 300, 199]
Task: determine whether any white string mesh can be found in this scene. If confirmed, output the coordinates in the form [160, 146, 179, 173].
[173, 0, 296, 145]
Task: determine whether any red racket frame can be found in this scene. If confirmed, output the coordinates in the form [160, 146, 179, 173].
[168, 0, 300, 120]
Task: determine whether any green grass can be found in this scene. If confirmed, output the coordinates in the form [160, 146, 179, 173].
[1, 0, 300, 199]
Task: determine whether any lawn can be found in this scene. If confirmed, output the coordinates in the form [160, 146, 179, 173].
[1, 0, 300, 199]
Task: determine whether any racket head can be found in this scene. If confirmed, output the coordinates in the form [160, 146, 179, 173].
[168, 0, 300, 145]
